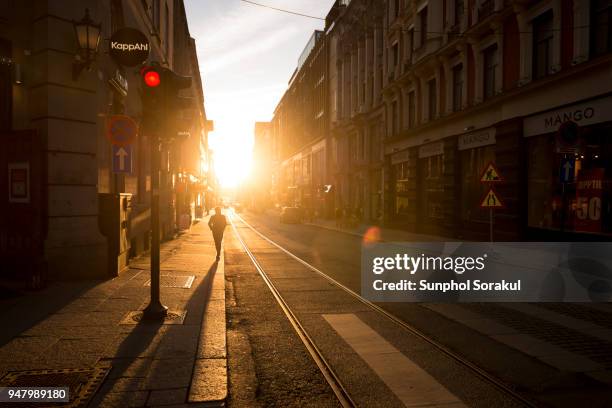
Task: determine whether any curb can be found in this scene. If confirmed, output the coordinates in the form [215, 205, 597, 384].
[188, 251, 228, 406]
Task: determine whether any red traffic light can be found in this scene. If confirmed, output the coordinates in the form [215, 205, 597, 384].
[144, 70, 161, 87]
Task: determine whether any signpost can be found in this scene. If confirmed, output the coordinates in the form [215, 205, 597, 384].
[112, 145, 132, 174]
[480, 162, 504, 242]
[559, 157, 575, 184]
[107, 115, 138, 147]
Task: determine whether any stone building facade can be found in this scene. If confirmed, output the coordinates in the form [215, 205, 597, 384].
[0, 0, 212, 282]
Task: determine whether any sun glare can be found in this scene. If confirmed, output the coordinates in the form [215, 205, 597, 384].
[210, 123, 253, 188]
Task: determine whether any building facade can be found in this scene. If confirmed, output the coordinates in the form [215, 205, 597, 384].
[272, 0, 612, 241]
[0, 0, 212, 283]
[271, 30, 331, 216]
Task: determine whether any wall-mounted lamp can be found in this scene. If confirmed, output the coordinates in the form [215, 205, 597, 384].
[72, 8, 101, 80]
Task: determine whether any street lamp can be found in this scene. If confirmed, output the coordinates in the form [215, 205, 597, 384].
[72, 9, 101, 80]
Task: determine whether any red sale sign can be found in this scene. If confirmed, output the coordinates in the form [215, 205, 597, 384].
[574, 168, 605, 233]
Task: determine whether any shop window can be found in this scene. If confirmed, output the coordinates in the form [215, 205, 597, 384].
[527, 125, 612, 236]
[452, 64, 463, 112]
[460, 146, 495, 222]
[395, 162, 410, 216]
[533, 10, 554, 80]
[483, 45, 498, 100]
[591, 0, 612, 57]
[420, 154, 444, 219]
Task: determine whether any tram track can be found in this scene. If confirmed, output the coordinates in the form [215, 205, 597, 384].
[229, 212, 538, 408]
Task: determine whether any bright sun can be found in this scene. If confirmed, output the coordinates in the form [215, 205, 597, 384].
[209, 122, 253, 188]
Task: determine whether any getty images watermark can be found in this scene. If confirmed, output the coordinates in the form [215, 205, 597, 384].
[361, 242, 612, 302]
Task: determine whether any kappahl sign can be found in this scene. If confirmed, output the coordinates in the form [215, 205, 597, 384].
[524, 96, 612, 137]
[110, 28, 150, 67]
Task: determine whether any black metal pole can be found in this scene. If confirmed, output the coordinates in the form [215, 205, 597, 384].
[143, 128, 168, 320]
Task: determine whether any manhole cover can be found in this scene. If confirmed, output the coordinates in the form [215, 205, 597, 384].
[144, 275, 194, 288]
[0, 366, 109, 407]
[120, 310, 187, 325]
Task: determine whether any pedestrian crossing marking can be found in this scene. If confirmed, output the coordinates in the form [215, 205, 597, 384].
[323, 313, 465, 407]
[480, 188, 505, 208]
[480, 162, 503, 183]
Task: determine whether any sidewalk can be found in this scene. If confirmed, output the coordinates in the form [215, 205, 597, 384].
[0, 218, 227, 407]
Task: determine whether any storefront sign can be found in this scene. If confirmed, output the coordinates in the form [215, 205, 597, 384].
[8, 162, 30, 204]
[524, 96, 612, 137]
[391, 149, 410, 164]
[418, 142, 444, 158]
[575, 168, 604, 233]
[458, 129, 496, 150]
[109, 28, 150, 67]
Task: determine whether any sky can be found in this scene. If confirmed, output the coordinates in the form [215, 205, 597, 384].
[184, 0, 334, 187]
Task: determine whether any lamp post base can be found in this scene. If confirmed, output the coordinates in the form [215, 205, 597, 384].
[142, 302, 168, 321]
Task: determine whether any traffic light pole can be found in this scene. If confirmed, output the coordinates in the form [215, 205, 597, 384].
[143, 124, 168, 320]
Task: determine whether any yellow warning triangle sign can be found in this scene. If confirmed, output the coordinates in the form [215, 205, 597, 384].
[480, 188, 505, 208]
[480, 162, 503, 183]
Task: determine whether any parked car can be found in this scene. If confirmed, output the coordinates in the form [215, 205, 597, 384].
[280, 206, 302, 224]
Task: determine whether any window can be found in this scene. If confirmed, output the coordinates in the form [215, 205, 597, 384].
[591, 0, 612, 56]
[407, 91, 416, 128]
[527, 125, 612, 236]
[483, 45, 498, 100]
[455, 0, 465, 26]
[392, 42, 399, 67]
[420, 7, 428, 47]
[533, 10, 553, 80]
[392, 100, 399, 136]
[428, 79, 437, 120]
[153, 0, 161, 31]
[452, 64, 463, 112]
[407, 28, 414, 61]
[164, 2, 170, 55]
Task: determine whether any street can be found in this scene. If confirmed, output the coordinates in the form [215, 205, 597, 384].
[224, 210, 612, 407]
[2, 0, 612, 407]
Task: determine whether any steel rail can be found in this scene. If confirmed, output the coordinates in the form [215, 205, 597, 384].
[232, 213, 539, 408]
[230, 216, 357, 408]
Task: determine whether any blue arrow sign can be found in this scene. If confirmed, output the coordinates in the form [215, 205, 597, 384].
[113, 145, 132, 174]
[559, 157, 575, 184]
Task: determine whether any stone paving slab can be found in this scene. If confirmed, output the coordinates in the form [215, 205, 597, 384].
[0, 218, 228, 407]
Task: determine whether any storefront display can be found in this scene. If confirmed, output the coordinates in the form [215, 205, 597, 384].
[525, 95, 612, 238]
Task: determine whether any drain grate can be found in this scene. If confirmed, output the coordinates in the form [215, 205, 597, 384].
[144, 275, 194, 288]
[0, 366, 109, 407]
[120, 310, 187, 325]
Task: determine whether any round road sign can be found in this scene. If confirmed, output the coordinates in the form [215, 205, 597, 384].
[107, 115, 138, 147]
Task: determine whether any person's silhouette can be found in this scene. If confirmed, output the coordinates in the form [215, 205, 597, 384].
[208, 206, 227, 261]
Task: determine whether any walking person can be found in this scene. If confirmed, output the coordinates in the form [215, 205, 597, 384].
[208, 206, 227, 261]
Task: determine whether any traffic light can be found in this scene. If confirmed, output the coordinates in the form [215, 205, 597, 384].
[140, 63, 194, 139]
[140, 64, 165, 121]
